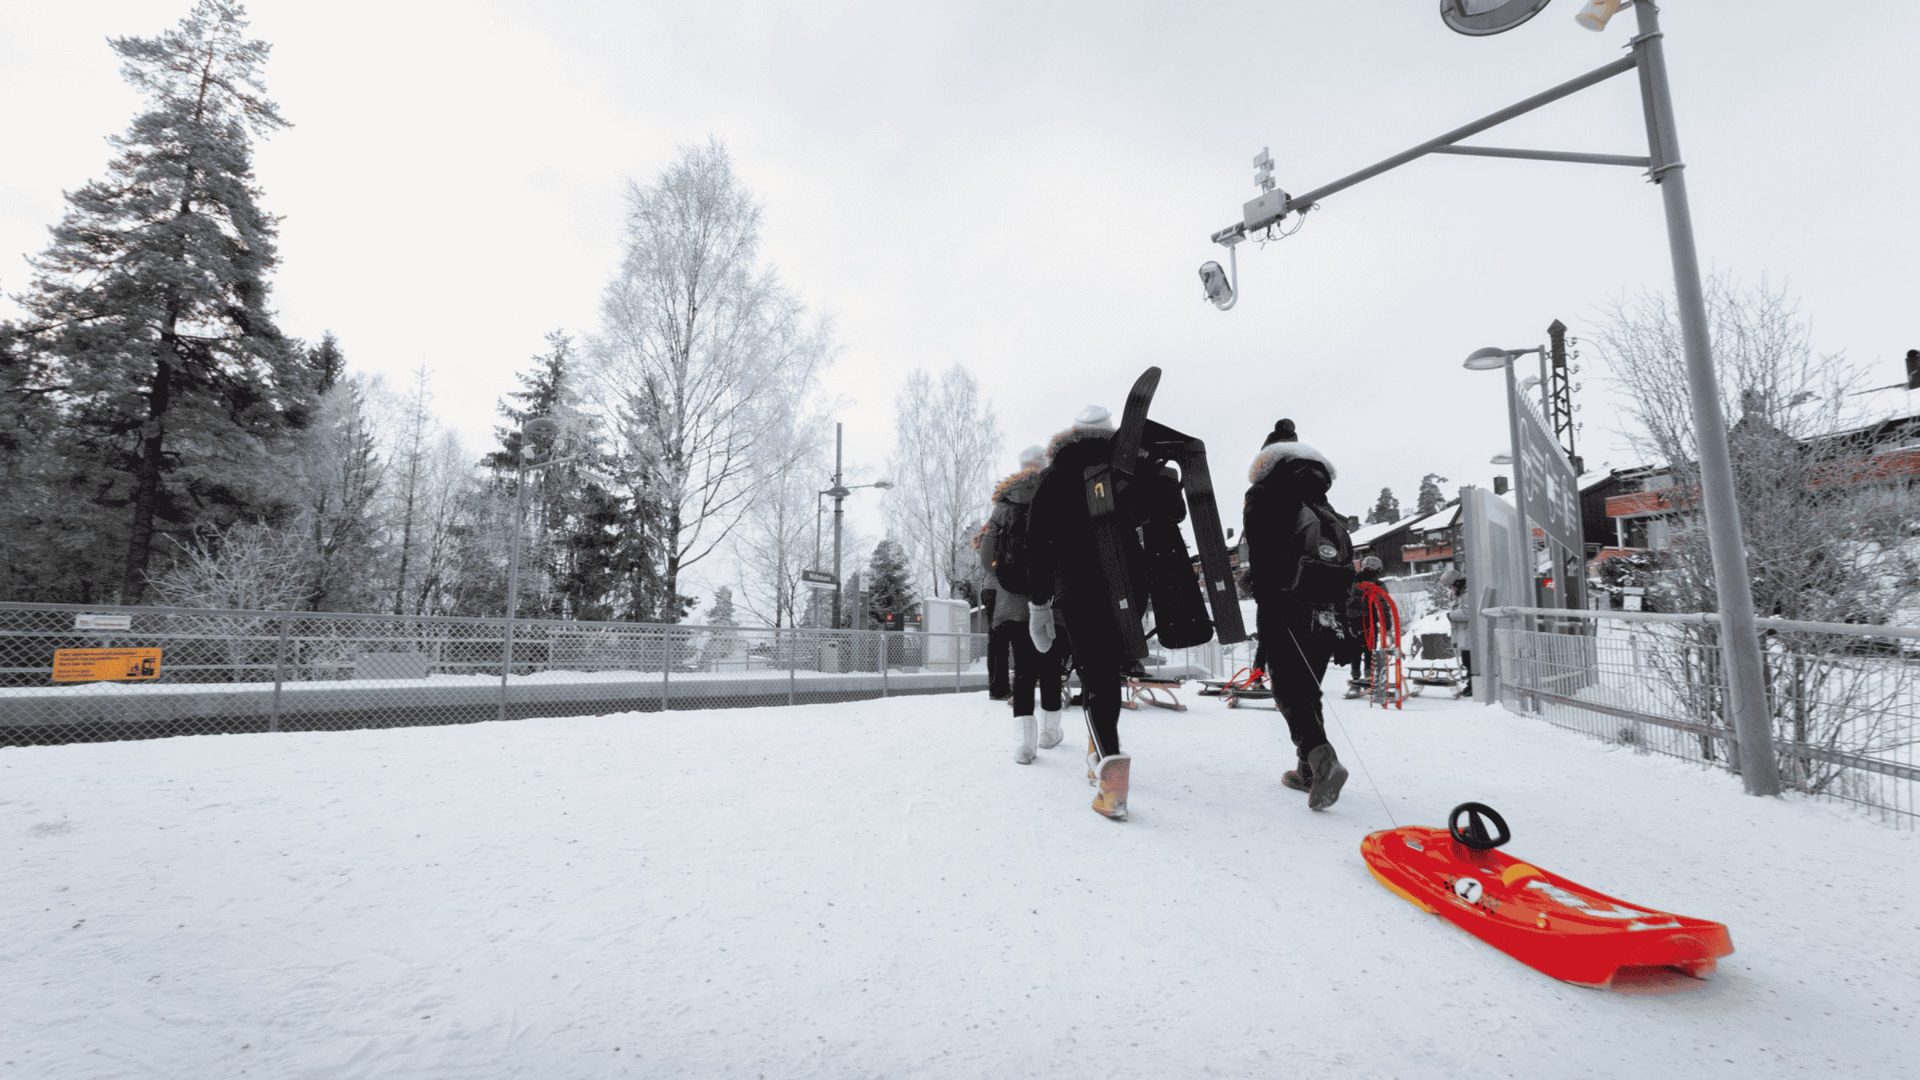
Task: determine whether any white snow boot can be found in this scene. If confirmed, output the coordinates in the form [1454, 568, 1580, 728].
[1015, 715, 1038, 764]
[1038, 709, 1063, 749]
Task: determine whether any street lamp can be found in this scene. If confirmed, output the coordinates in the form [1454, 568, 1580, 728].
[1465, 348, 1542, 614]
[816, 421, 892, 630]
[1205, 0, 1783, 794]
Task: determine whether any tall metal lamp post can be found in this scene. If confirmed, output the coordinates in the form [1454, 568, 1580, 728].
[818, 422, 892, 629]
[1203, 0, 1781, 796]
[1466, 348, 1543, 610]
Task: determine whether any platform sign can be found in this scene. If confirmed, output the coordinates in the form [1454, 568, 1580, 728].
[73, 613, 132, 631]
[52, 648, 162, 683]
[1510, 388, 1583, 558]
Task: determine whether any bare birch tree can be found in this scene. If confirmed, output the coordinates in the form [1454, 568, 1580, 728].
[734, 410, 828, 627]
[1602, 275, 1918, 790]
[589, 139, 829, 620]
[887, 366, 1002, 600]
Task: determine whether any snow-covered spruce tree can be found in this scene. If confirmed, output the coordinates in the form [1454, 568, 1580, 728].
[589, 139, 830, 622]
[1414, 474, 1449, 517]
[886, 366, 1002, 600]
[1603, 275, 1916, 791]
[5, 1, 305, 602]
[291, 373, 387, 611]
[0, 319, 73, 599]
[1367, 487, 1401, 525]
[486, 331, 624, 619]
[865, 539, 919, 624]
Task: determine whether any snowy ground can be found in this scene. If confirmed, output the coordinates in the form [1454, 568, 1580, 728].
[3, 676, 1915, 1078]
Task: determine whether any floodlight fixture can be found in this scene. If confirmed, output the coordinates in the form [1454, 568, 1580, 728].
[1491, 452, 1514, 465]
[521, 416, 561, 440]
[1439, 0, 1554, 37]
[1463, 347, 1515, 371]
[1574, 0, 1626, 32]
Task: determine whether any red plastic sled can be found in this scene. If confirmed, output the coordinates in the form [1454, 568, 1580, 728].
[1361, 804, 1733, 988]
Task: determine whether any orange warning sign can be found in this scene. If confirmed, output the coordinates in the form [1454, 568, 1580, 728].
[52, 648, 163, 683]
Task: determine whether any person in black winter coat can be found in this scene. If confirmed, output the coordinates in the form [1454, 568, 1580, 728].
[1244, 419, 1352, 810]
[1026, 405, 1144, 821]
[980, 445, 1063, 762]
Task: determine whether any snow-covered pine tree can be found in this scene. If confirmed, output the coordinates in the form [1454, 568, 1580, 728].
[485, 331, 626, 619]
[1415, 473, 1449, 516]
[866, 539, 919, 626]
[8, 0, 305, 601]
[292, 374, 387, 611]
[1367, 487, 1401, 525]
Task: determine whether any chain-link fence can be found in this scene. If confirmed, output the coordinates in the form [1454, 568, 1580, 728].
[1485, 607, 1920, 826]
[0, 602, 1012, 746]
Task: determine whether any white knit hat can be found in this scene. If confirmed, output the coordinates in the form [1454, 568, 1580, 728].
[1072, 405, 1115, 433]
[1017, 444, 1046, 468]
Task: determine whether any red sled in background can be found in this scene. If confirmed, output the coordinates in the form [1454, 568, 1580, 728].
[1361, 803, 1734, 988]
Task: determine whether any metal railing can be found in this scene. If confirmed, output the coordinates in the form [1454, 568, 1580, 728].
[0, 602, 1000, 746]
[1485, 606, 1920, 826]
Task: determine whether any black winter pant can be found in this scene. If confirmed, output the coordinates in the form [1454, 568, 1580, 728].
[1010, 628, 1063, 718]
[987, 621, 1016, 698]
[1060, 599, 1125, 760]
[1258, 607, 1333, 763]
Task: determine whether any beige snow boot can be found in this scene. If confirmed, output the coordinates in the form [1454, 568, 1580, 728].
[1091, 754, 1132, 821]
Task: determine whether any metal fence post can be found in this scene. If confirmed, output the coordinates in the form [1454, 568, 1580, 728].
[955, 634, 963, 693]
[269, 609, 291, 733]
[660, 626, 671, 714]
[878, 630, 887, 698]
[786, 627, 796, 706]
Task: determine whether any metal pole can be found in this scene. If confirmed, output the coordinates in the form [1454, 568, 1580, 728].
[1635, 0, 1780, 795]
[1213, 54, 1638, 242]
[500, 459, 527, 724]
[878, 630, 888, 697]
[1505, 358, 1536, 713]
[831, 422, 845, 631]
[660, 626, 671, 713]
[1535, 346, 1552, 418]
[269, 608, 291, 733]
[786, 627, 795, 706]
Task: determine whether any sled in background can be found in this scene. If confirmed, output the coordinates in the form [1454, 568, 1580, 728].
[1123, 675, 1187, 712]
[1361, 803, 1734, 989]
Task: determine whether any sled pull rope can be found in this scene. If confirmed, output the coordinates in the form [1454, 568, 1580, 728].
[1285, 627, 1397, 828]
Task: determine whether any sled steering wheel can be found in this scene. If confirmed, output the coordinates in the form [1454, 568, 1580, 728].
[1448, 802, 1511, 850]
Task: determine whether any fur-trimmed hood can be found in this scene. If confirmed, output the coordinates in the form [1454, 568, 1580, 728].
[1045, 425, 1111, 461]
[1248, 440, 1337, 485]
[992, 465, 1044, 505]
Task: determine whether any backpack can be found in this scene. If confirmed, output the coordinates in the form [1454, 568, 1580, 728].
[1288, 500, 1356, 605]
[989, 499, 1035, 596]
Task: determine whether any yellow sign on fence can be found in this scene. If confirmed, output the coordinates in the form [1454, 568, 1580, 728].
[52, 648, 163, 684]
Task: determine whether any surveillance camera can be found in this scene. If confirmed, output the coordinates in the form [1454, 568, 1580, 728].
[1198, 260, 1235, 310]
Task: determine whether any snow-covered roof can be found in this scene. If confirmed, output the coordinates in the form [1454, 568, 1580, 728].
[1351, 512, 1423, 548]
[1405, 503, 1460, 534]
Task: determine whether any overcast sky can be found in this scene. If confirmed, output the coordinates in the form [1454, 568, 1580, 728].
[3, 1, 1916, 596]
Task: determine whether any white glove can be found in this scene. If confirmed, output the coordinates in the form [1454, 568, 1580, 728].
[1028, 602, 1056, 654]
